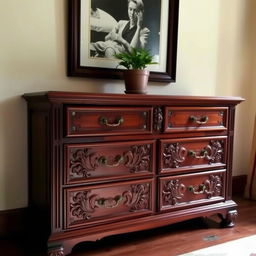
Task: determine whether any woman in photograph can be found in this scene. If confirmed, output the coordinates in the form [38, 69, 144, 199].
[90, 0, 150, 58]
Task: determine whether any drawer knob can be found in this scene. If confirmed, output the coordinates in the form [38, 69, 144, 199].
[99, 116, 124, 127]
[98, 155, 124, 167]
[97, 195, 123, 208]
[188, 184, 206, 194]
[188, 149, 208, 159]
[189, 115, 209, 124]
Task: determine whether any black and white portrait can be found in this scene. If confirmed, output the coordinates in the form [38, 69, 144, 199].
[89, 0, 161, 60]
[80, 0, 170, 72]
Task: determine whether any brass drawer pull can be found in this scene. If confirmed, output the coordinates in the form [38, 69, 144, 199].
[189, 115, 209, 124]
[188, 149, 208, 159]
[97, 195, 123, 208]
[188, 184, 206, 194]
[98, 155, 124, 167]
[99, 116, 124, 127]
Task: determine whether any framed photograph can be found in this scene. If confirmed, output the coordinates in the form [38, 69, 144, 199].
[68, 0, 179, 82]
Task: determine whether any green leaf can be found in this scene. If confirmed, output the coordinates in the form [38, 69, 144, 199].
[114, 47, 158, 70]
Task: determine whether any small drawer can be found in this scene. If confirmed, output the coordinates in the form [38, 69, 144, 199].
[164, 107, 228, 133]
[64, 140, 155, 184]
[64, 179, 154, 229]
[66, 106, 153, 137]
[159, 169, 226, 212]
[159, 136, 227, 174]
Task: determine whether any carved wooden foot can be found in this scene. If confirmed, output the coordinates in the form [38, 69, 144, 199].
[218, 209, 238, 227]
[48, 246, 64, 256]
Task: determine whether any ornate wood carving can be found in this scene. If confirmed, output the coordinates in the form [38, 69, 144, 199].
[203, 174, 223, 198]
[163, 143, 187, 168]
[48, 247, 64, 256]
[124, 144, 151, 173]
[163, 140, 224, 169]
[204, 175, 223, 198]
[68, 144, 152, 180]
[188, 174, 223, 199]
[162, 180, 185, 205]
[70, 148, 99, 178]
[69, 183, 150, 224]
[218, 111, 224, 125]
[123, 184, 150, 211]
[70, 191, 98, 220]
[153, 106, 163, 131]
[24, 92, 243, 255]
[204, 140, 224, 164]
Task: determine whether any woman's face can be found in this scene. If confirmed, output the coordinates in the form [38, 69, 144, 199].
[128, 1, 138, 24]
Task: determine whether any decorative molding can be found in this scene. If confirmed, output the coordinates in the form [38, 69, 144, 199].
[124, 144, 151, 173]
[123, 183, 150, 211]
[163, 140, 224, 169]
[0, 208, 27, 238]
[162, 179, 185, 205]
[153, 107, 163, 131]
[204, 140, 224, 164]
[70, 148, 99, 178]
[68, 144, 152, 180]
[203, 174, 223, 198]
[68, 183, 150, 225]
[163, 143, 187, 168]
[48, 247, 64, 256]
[187, 174, 223, 199]
[70, 191, 99, 221]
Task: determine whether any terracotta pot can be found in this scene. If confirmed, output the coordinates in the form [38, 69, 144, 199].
[123, 69, 149, 94]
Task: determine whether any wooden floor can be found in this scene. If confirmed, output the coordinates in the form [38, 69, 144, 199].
[1, 196, 256, 256]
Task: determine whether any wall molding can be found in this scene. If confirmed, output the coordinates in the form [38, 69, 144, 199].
[0, 207, 27, 238]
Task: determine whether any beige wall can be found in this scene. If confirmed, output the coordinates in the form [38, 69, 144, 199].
[0, 0, 255, 210]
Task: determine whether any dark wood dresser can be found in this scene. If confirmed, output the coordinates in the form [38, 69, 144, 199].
[23, 92, 244, 256]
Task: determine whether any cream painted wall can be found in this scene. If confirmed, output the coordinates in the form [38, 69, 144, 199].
[0, 0, 255, 210]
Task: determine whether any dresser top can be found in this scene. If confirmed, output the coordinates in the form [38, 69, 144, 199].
[23, 91, 244, 106]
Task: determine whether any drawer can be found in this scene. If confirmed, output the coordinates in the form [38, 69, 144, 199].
[64, 140, 155, 184]
[159, 169, 226, 212]
[66, 106, 153, 137]
[64, 179, 154, 229]
[159, 136, 227, 174]
[164, 107, 228, 133]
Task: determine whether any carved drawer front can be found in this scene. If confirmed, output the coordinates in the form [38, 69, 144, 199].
[164, 107, 228, 133]
[159, 169, 226, 212]
[64, 140, 155, 184]
[66, 106, 153, 137]
[64, 179, 154, 229]
[160, 136, 227, 174]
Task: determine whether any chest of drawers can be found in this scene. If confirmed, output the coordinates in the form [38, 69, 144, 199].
[23, 92, 243, 256]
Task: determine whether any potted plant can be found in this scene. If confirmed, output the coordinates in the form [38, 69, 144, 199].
[115, 48, 156, 94]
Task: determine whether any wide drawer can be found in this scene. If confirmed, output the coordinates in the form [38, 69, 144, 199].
[66, 106, 153, 137]
[164, 107, 228, 133]
[159, 169, 226, 212]
[159, 136, 227, 174]
[64, 179, 154, 229]
[64, 140, 155, 184]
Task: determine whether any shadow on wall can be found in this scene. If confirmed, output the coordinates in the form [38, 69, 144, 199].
[0, 96, 28, 210]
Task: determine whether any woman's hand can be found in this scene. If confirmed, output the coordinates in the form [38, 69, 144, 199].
[136, 11, 143, 28]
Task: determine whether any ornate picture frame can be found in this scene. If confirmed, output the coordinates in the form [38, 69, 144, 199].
[68, 0, 179, 82]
